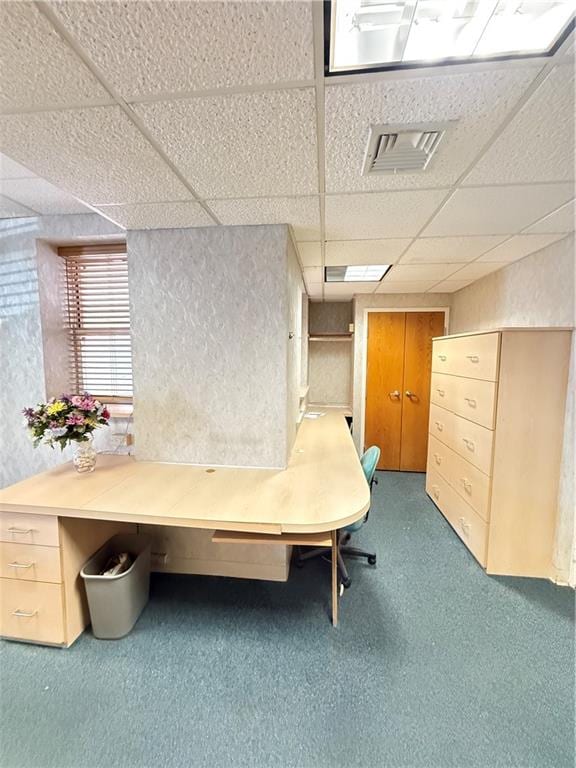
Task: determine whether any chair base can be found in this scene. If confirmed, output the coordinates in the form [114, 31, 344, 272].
[295, 533, 376, 589]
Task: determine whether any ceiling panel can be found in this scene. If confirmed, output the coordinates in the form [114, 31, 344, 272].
[428, 280, 474, 293]
[51, 1, 314, 98]
[375, 280, 437, 293]
[464, 65, 575, 186]
[0, 106, 191, 206]
[387, 264, 459, 282]
[324, 67, 539, 193]
[447, 262, 506, 281]
[0, 1, 109, 112]
[0, 153, 35, 180]
[400, 235, 507, 264]
[303, 267, 323, 286]
[297, 243, 322, 268]
[324, 282, 376, 297]
[477, 233, 566, 262]
[135, 89, 318, 198]
[0, 195, 37, 219]
[0, 178, 90, 215]
[525, 200, 575, 234]
[423, 184, 574, 236]
[325, 239, 410, 266]
[325, 190, 446, 240]
[208, 196, 321, 241]
[95, 202, 215, 230]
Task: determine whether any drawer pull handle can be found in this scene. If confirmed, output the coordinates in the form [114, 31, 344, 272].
[438, 354, 447, 361]
[434, 453, 442, 465]
[466, 355, 479, 363]
[436, 389, 445, 396]
[12, 609, 38, 618]
[459, 517, 471, 536]
[432, 486, 440, 500]
[7, 526, 34, 535]
[7, 561, 35, 569]
[464, 397, 477, 407]
[460, 478, 472, 493]
[435, 421, 444, 432]
[462, 438, 475, 451]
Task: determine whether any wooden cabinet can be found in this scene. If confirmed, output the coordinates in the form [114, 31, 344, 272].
[0, 512, 134, 647]
[365, 311, 445, 471]
[426, 329, 571, 578]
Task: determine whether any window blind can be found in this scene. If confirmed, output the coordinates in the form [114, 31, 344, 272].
[59, 243, 132, 403]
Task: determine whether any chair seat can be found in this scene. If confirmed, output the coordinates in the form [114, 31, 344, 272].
[344, 518, 365, 534]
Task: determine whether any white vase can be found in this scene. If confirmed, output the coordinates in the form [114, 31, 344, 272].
[72, 435, 97, 474]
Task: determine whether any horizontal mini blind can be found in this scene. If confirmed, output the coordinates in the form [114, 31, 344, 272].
[59, 243, 132, 403]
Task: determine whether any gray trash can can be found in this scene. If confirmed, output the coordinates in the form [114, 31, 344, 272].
[80, 533, 151, 639]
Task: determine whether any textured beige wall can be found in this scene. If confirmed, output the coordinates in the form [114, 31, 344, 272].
[450, 235, 575, 586]
[286, 236, 305, 454]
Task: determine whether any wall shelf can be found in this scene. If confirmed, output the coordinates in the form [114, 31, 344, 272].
[309, 333, 353, 342]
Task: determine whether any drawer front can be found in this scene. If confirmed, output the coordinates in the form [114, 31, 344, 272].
[427, 435, 491, 522]
[0, 543, 62, 583]
[0, 512, 59, 547]
[433, 333, 500, 381]
[0, 578, 65, 644]
[429, 404, 494, 475]
[426, 469, 488, 567]
[431, 372, 497, 429]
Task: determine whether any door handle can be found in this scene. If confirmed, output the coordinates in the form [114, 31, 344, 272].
[389, 390, 400, 399]
[405, 391, 414, 398]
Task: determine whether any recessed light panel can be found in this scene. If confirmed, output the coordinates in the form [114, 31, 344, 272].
[328, 0, 575, 74]
[325, 264, 392, 281]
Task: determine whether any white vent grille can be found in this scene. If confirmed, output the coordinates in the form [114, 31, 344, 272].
[362, 122, 451, 175]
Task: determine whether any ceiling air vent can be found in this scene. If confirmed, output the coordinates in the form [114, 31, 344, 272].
[362, 122, 452, 175]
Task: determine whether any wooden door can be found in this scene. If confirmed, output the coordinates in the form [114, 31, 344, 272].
[365, 312, 406, 470]
[364, 311, 445, 472]
[400, 312, 445, 471]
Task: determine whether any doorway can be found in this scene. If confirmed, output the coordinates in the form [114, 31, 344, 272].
[364, 311, 445, 471]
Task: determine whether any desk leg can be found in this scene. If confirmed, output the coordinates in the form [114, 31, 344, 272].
[331, 530, 338, 627]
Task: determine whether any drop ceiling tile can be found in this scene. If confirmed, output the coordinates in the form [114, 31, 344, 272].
[208, 197, 320, 241]
[525, 200, 575, 234]
[303, 267, 323, 285]
[135, 90, 318, 198]
[387, 264, 460, 282]
[325, 239, 411, 266]
[477, 233, 565, 263]
[324, 282, 377, 297]
[51, 1, 314, 98]
[325, 190, 446, 240]
[0, 2, 109, 112]
[0, 106, 191, 205]
[375, 280, 437, 293]
[96, 202, 215, 230]
[0, 195, 37, 219]
[0, 178, 90, 215]
[400, 235, 507, 264]
[297, 243, 322, 268]
[448, 262, 506, 281]
[0, 153, 35, 180]
[428, 280, 474, 293]
[423, 185, 574, 237]
[325, 67, 539, 193]
[465, 66, 575, 186]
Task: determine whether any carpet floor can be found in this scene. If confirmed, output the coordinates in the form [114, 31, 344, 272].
[0, 471, 573, 768]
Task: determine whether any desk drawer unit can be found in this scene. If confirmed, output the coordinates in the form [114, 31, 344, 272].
[431, 372, 497, 429]
[0, 512, 59, 547]
[432, 333, 500, 381]
[0, 542, 62, 583]
[427, 435, 491, 523]
[0, 579, 65, 645]
[429, 403, 494, 475]
[426, 469, 488, 567]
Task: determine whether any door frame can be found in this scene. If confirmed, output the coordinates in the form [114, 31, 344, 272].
[359, 307, 450, 453]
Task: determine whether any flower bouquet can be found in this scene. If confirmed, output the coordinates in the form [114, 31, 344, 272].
[23, 393, 110, 473]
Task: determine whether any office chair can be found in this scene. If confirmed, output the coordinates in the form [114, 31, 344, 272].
[296, 446, 380, 588]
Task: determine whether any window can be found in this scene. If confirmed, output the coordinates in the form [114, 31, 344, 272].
[326, 0, 575, 75]
[59, 243, 133, 403]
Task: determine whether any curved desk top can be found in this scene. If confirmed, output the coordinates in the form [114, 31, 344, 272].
[0, 413, 370, 535]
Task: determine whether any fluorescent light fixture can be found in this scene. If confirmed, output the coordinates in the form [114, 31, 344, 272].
[327, 0, 575, 74]
[325, 264, 392, 282]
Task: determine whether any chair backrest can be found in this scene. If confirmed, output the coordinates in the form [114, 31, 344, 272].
[361, 446, 380, 490]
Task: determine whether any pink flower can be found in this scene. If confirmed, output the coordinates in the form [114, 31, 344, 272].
[71, 396, 82, 407]
[66, 413, 85, 426]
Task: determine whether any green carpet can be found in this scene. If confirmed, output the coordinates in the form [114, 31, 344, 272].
[1, 471, 573, 768]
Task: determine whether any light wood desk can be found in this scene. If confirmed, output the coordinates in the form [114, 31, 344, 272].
[0, 414, 369, 645]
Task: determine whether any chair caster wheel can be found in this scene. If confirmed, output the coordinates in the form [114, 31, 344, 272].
[368, 555, 377, 565]
[342, 577, 351, 589]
